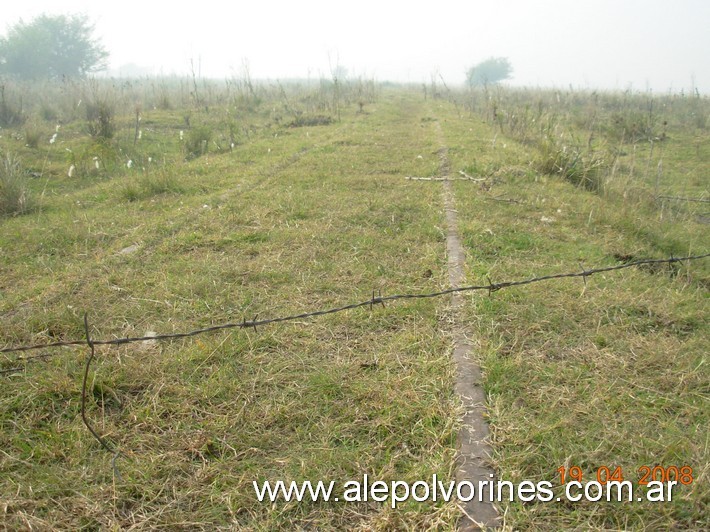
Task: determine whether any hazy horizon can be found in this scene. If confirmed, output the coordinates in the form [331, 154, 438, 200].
[2, 0, 709, 93]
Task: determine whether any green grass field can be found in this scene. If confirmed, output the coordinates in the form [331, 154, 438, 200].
[1, 79, 708, 529]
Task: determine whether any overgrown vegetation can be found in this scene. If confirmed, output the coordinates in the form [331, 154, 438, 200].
[0, 83, 25, 127]
[439, 84, 708, 529]
[0, 151, 31, 215]
[184, 125, 212, 159]
[0, 77, 707, 529]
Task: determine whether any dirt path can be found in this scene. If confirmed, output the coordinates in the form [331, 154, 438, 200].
[434, 120, 500, 530]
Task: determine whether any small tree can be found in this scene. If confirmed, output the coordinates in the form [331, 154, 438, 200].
[0, 14, 108, 79]
[466, 57, 512, 87]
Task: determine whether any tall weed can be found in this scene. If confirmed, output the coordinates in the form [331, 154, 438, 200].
[0, 152, 31, 215]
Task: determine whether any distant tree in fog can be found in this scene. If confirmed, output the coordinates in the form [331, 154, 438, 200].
[466, 57, 512, 86]
[0, 14, 108, 79]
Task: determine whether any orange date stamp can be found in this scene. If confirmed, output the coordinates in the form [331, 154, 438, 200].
[558, 465, 694, 486]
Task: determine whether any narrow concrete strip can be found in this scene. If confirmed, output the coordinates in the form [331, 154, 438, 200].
[435, 123, 500, 530]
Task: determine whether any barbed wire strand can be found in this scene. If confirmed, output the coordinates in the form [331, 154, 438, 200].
[2, 253, 708, 361]
[80, 313, 122, 478]
[2, 253, 708, 466]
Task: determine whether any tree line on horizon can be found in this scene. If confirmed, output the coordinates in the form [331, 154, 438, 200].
[1, 13, 513, 86]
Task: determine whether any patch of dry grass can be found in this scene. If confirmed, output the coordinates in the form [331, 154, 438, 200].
[435, 90, 708, 529]
[1, 80, 707, 529]
[1, 85, 461, 529]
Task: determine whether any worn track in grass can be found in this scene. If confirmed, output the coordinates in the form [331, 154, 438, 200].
[434, 119, 499, 529]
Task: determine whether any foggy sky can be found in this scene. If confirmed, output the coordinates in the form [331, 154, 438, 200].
[2, 0, 709, 92]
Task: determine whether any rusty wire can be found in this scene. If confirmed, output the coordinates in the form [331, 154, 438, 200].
[1, 252, 708, 466]
[2, 253, 708, 359]
[80, 313, 122, 477]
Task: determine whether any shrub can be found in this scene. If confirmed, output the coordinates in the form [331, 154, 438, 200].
[120, 167, 183, 202]
[288, 115, 333, 127]
[40, 102, 59, 122]
[184, 126, 212, 159]
[24, 124, 42, 148]
[606, 110, 655, 143]
[120, 182, 141, 202]
[85, 98, 115, 140]
[141, 169, 182, 196]
[692, 111, 707, 130]
[537, 137, 607, 194]
[0, 84, 25, 127]
[0, 152, 31, 216]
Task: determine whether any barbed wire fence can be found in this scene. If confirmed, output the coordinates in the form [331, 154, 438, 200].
[1, 253, 709, 473]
